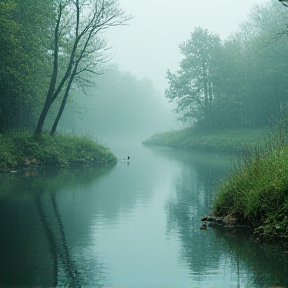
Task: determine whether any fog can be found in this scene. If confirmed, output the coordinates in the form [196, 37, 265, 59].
[60, 66, 177, 146]
[106, 0, 267, 91]
[61, 0, 268, 146]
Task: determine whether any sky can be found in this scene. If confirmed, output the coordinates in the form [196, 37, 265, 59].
[106, 0, 269, 92]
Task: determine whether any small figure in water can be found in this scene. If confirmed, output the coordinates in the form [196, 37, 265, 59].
[127, 156, 130, 165]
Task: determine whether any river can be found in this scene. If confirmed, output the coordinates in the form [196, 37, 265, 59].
[0, 143, 288, 288]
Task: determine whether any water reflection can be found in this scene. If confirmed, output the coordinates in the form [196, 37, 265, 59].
[165, 150, 230, 282]
[165, 149, 288, 288]
[1, 147, 288, 287]
[213, 229, 288, 287]
[0, 165, 114, 288]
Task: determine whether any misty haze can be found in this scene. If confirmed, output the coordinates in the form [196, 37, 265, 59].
[1, 1, 288, 288]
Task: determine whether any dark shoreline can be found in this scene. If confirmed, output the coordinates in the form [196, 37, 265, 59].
[201, 214, 288, 252]
[0, 159, 116, 174]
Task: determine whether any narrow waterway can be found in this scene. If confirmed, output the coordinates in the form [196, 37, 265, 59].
[0, 144, 288, 288]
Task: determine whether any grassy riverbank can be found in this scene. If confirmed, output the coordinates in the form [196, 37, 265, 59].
[0, 131, 117, 171]
[143, 127, 266, 152]
[212, 132, 288, 243]
[145, 126, 288, 245]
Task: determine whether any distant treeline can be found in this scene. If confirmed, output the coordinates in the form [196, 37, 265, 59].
[2, 0, 288, 135]
[166, 0, 288, 131]
[59, 66, 176, 139]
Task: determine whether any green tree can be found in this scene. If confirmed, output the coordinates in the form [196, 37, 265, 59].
[239, 1, 288, 127]
[35, 0, 130, 137]
[165, 1, 288, 132]
[211, 34, 251, 129]
[165, 27, 223, 129]
[212, 1, 288, 130]
[0, 0, 54, 132]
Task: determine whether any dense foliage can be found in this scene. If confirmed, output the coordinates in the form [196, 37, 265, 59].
[166, 0, 288, 131]
[0, 0, 54, 132]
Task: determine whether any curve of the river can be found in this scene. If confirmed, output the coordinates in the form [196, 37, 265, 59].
[0, 143, 288, 288]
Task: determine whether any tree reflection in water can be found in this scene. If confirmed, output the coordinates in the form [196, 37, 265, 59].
[35, 192, 85, 287]
[0, 166, 112, 288]
[213, 228, 288, 288]
[166, 159, 288, 288]
[35, 192, 106, 288]
[35, 193, 59, 286]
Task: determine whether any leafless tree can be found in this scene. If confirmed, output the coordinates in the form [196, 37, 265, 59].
[35, 0, 131, 136]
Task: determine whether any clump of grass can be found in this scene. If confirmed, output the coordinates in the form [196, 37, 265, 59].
[0, 131, 117, 170]
[212, 121, 288, 240]
[0, 133, 19, 167]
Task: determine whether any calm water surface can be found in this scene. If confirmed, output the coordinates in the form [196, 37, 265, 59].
[0, 144, 288, 288]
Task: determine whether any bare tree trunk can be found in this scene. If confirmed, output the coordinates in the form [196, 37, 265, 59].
[35, 100, 54, 136]
[34, 3, 62, 137]
[50, 80, 72, 136]
[50, 53, 79, 136]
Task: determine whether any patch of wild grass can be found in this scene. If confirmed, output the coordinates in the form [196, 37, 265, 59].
[0, 131, 116, 170]
[0, 133, 18, 167]
[212, 123, 288, 239]
[143, 127, 266, 152]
